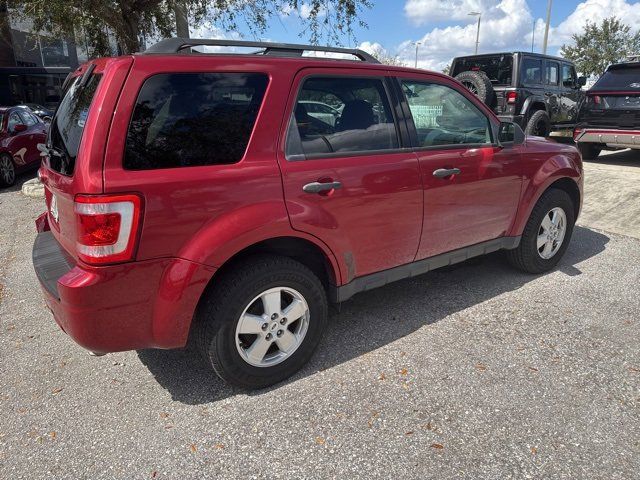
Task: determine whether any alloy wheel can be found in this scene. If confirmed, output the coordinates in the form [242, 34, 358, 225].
[537, 207, 567, 259]
[235, 287, 310, 368]
[0, 156, 15, 185]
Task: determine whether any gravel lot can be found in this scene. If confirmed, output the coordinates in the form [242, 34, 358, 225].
[1, 154, 639, 479]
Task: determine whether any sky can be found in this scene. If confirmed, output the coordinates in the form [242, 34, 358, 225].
[193, 0, 640, 71]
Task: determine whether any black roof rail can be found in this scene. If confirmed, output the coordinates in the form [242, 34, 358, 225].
[142, 38, 380, 64]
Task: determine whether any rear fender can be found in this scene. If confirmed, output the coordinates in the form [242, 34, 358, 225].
[520, 95, 546, 117]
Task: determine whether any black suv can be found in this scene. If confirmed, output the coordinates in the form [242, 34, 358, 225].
[450, 52, 586, 136]
[574, 61, 640, 159]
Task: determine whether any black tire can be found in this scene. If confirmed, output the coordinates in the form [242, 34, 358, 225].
[195, 254, 328, 389]
[524, 110, 551, 137]
[577, 142, 601, 160]
[506, 188, 575, 273]
[454, 71, 495, 106]
[0, 154, 16, 187]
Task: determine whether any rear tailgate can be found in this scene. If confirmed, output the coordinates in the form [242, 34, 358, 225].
[40, 57, 133, 260]
[579, 92, 640, 129]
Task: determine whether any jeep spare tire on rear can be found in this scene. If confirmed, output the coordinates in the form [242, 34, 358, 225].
[454, 70, 495, 106]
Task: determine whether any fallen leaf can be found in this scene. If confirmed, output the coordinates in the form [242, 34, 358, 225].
[213, 443, 225, 449]
[51, 387, 63, 395]
[159, 412, 170, 419]
[315, 437, 326, 445]
[400, 351, 407, 357]
[378, 373, 386, 381]
[475, 363, 487, 371]
[430, 443, 444, 449]
[400, 368, 408, 376]
[49, 431, 56, 439]
[531, 447, 537, 454]
[423, 422, 435, 431]
[151, 471, 158, 478]
[405, 431, 414, 436]
[528, 366, 539, 372]
[190, 444, 197, 453]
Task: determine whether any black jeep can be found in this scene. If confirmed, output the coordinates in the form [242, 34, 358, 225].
[450, 52, 587, 136]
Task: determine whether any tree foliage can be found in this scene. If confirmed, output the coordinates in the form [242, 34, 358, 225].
[9, 0, 372, 55]
[561, 17, 640, 78]
[365, 45, 406, 66]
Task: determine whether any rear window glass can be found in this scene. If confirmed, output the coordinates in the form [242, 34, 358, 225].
[591, 66, 640, 91]
[451, 55, 513, 85]
[48, 73, 102, 175]
[124, 73, 269, 170]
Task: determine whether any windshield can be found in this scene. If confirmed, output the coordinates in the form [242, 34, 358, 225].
[451, 55, 514, 85]
[591, 66, 640, 91]
[47, 72, 101, 175]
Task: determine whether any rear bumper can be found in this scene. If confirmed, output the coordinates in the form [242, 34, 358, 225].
[575, 128, 640, 149]
[33, 231, 215, 353]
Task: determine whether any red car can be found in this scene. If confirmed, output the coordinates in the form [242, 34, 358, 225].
[33, 39, 583, 388]
[0, 106, 48, 186]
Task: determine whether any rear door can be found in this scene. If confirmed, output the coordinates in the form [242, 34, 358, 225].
[394, 74, 522, 259]
[277, 68, 423, 281]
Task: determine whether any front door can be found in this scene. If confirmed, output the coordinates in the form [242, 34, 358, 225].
[561, 63, 582, 124]
[277, 70, 423, 281]
[396, 77, 523, 260]
[5, 110, 31, 168]
[544, 60, 562, 123]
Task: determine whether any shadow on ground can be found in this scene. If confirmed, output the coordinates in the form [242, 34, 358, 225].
[137, 226, 609, 404]
[588, 149, 640, 168]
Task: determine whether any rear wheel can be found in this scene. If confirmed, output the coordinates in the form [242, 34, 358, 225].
[195, 254, 328, 389]
[577, 143, 601, 160]
[0, 154, 16, 187]
[525, 110, 551, 137]
[506, 188, 575, 273]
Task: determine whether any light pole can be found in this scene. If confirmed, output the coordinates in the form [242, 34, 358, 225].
[542, 0, 552, 54]
[468, 12, 481, 54]
[414, 41, 421, 68]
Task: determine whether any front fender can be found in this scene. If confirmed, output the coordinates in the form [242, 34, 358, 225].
[509, 150, 582, 236]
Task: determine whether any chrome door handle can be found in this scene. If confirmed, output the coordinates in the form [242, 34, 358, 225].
[303, 181, 342, 193]
[432, 168, 461, 178]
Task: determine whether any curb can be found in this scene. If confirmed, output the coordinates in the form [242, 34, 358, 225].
[22, 177, 45, 198]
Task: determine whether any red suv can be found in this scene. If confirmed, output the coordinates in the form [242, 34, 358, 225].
[33, 39, 583, 388]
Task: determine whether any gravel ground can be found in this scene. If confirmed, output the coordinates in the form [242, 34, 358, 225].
[1, 165, 639, 479]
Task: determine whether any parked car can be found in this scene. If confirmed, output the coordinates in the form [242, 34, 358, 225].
[299, 100, 341, 126]
[18, 103, 55, 123]
[574, 61, 640, 159]
[32, 39, 583, 389]
[0, 106, 47, 186]
[450, 52, 587, 137]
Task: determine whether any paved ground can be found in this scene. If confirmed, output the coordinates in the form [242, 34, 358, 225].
[1, 155, 639, 479]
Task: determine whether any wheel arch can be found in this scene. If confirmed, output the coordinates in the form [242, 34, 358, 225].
[521, 96, 547, 117]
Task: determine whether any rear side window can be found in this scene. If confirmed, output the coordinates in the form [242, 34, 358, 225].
[124, 73, 268, 170]
[545, 62, 559, 85]
[48, 73, 102, 175]
[286, 76, 399, 159]
[521, 58, 542, 85]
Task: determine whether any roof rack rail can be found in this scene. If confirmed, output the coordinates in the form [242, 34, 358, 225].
[142, 38, 380, 64]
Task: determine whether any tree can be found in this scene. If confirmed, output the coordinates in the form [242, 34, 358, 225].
[561, 17, 640, 78]
[9, 0, 372, 56]
[366, 45, 406, 66]
[441, 63, 451, 75]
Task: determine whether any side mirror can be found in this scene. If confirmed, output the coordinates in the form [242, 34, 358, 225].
[498, 121, 525, 146]
[578, 76, 587, 87]
[12, 123, 27, 134]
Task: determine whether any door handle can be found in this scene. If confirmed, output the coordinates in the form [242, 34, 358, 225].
[432, 168, 461, 178]
[303, 181, 342, 193]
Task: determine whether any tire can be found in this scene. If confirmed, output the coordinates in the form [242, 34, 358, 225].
[577, 142, 601, 160]
[195, 254, 328, 389]
[524, 110, 551, 137]
[0, 154, 16, 187]
[454, 71, 495, 106]
[506, 188, 575, 274]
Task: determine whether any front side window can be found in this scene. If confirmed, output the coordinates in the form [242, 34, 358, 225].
[7, 112, 21, 132]
[562, 64, 577, 86]
[286, 76, 399, 159]
[521, 58, 542, 85]
[18, 110, 37, 126]
[125, 73, 269, 170]
[546, 62, 559, 85]
[401, 81, 492, 147]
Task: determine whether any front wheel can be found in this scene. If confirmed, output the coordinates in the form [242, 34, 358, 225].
[195, 254, 328, 389]
[0, 154, 16, 187]
[506, 188, 575, 273]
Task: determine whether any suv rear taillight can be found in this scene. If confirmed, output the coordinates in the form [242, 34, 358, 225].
[74, 194, 143, 265]
[506, 92, 517, 104]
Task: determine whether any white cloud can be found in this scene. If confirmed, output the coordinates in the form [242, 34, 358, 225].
[405, 0, 510, 24]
